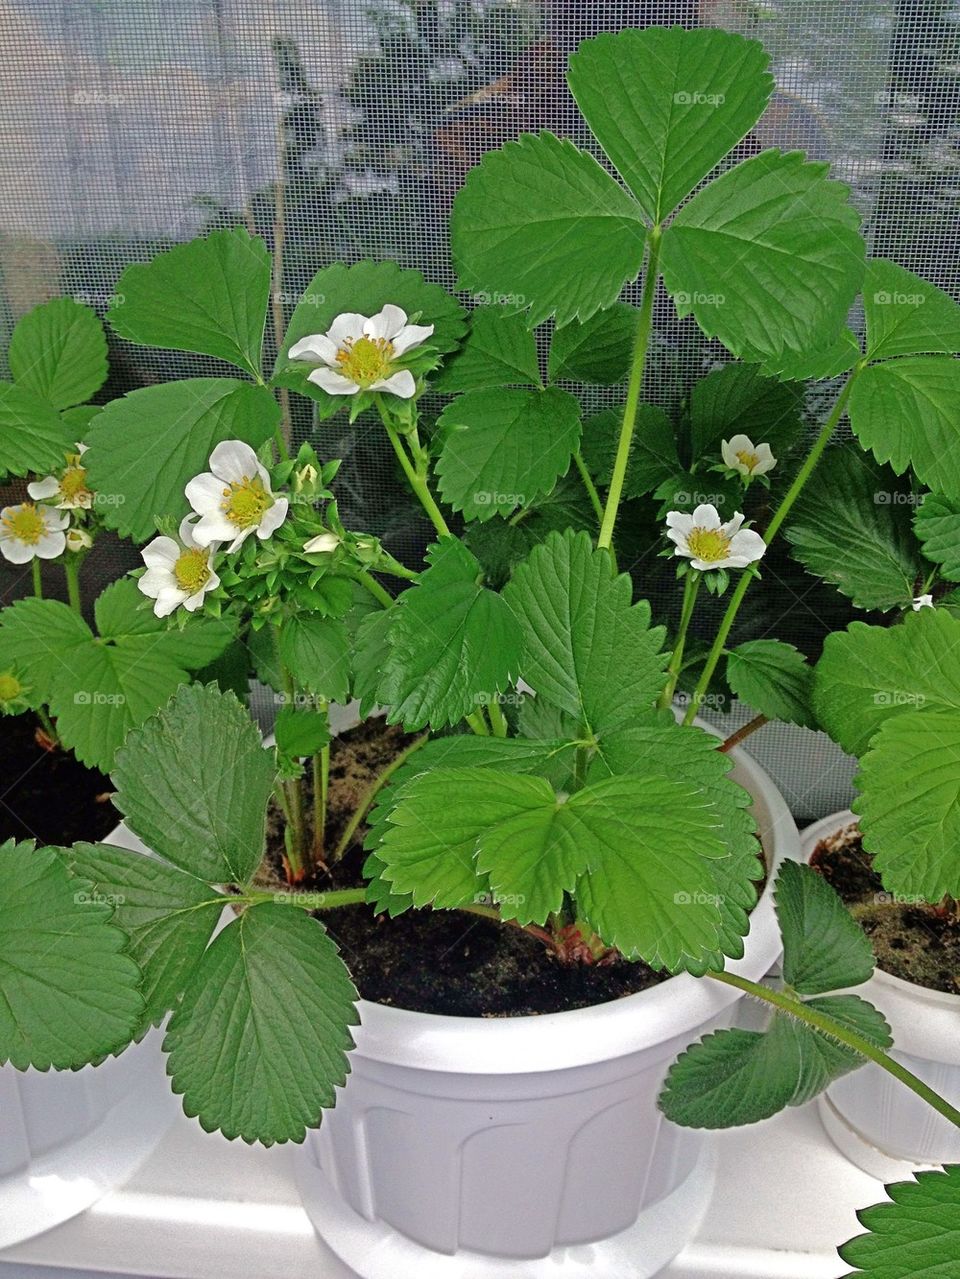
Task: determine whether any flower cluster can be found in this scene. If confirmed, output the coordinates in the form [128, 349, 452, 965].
[0, 443, 92, 564]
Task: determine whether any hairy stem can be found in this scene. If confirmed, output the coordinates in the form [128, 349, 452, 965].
[487, 698, 509, 737]
[355, 569, 394, 608]
[63, 555, 83, 614]
[658, 570, 701, 709]
[378, 404, 451, 538]
[331, 731, 429, 864]
[31, 558, 42, 599]
[280, 663, 309, 882]
[573, 450, 604, 528]
[312, 703, 330, 867]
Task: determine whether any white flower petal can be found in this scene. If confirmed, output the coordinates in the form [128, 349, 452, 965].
[0, 535, 35, 564]
[288, 333, 338, 364]
[182, 590, 207, 612]
[138, 566, 171, 597]
[727, 528, 766, 563]
[666, 527, 691, 550]
[364, 304, 408, 340]
[691, 503, 722, 530]
[141, 535, 181, 570]
[307, 366, 361, 396]
[185, 471, 228, 516]
[304, 531, 340, 553]
[208, 439, 260, 484]
[256, 497, 289, 540]
[722, 512, 746, 537]
[44, 506, 70, 531]
[34, 531, 66, 559]
[75, 442, 89, 455]
[373, 369, 417, 399]
[192, 512, 238, 548]
[390, 322, 434, 357]
[912, 593, 935, 611]
[665, 510, 694, 532]
[27, 476, 59, 500]
[325, 313, 368, 346]
[153, 586, 188, 618]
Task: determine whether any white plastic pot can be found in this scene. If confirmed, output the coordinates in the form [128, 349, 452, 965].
[0, 823, 176, 1249]
[294, 741, 800, 1279]
[801, 810, 960, 1181]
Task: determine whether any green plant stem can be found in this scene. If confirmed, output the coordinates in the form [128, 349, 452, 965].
[710, 970, 960, 1131]
[487, 698, 508, 737]
[573, 450, 604, 528]
[312, 747, 329, 864]
[658, 571, 701, 709]
[355, 569, 394, 608]
[598, 226, 662, 551]
[244, 887, 368, 910]
[31, 559, 42, 599]
[683, 371, 860, 727]
[280, 663, 309, 882]
[35, 704, 59, 746]
[378, 405, 451, 539]
[331, 731, 429, 863]
[63, 556, 83, 614]
[466, 709, 489, 736]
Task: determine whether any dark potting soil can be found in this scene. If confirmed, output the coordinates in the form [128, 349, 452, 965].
[810, 822, 960, 996]
[256, 717, 668, 1017]
[0, 712, 119, 846]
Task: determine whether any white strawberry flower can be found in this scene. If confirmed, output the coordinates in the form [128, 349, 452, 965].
[185, 440, 289, 553]
[27, 443, 92, 509]
[0, 502, 69, 563]
[288, 304, 434, 399]
[138, 517, 221, 618]
[303, 531, 340, 554]
[666, 504, 766, 571]
[721, 434, 776, 479]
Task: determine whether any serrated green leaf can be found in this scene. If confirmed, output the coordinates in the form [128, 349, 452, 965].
[580, 404, 679, 499]
[754, 328, 862, 382]
[0, 380, 76, 478]
[275, 706, 331, 758]
[0, 596, 91, 694]
[567, 27, 773, 224]
[107, 228, 271, 379]
[503, 529, 668, 734]
[814, 611, 960, 756]
[840, 1164, 960, 1278]
[8, 298, 108, 409]
[661, 150, 865, 360]
[279, 614, 350, 703]
[856, 708, 960, 901]
[351, 607, 393, 715]
[915, 492, 960, 582]
[112, 683, 276, 885]
[85, 378, 280, 542]
[785, 447, 923, 612]
[689, 363, 804, 461]
[864, 259, 960, 360]
[775, 861, 875, 994]
[452, 131, 647, 330]
[94, 577, 235, 669]
[547, 303, 639, 385]
[432, 307, 541, 392]
[726, 639, 816, 728]
[55, 841, 226, 1029]
[848, 356, 960, 496]
[164, 904, 357, 1144]
[0, 843, 144, 1069]
[436, 387, 581, 521]
[377, 538, 523, 731]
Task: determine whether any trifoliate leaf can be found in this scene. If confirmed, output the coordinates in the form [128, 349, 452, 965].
[0, 596, 91, 693]
[107, 228, 271, 379]
[164, 904, 358, 1144]
[864, 259, 960, 360]
[849, 356, 960, 496]
[0, 841, 144, 1069]
[279, 614, 350, 703]
[0, 381, 75, 478]
[661, 150, 865, 360]
[8, 298, 109, 409]
[689, 362, 804, 461]
[814, 611, 960, 756]
[452, 131, 647, 330]
[56, 841, 226, 1029]
[432, 307, 541, 392]
[85, 378, 280, 542]
[112, 683, 276, 885]
[436, 387, 582, 522]
[840, 1165, 960, 1278]
[775, 861, 875, 994]
[785, 447, 923, 611]
[915, 492, 960, 582]
[503, 529, 668, 734]
[726, 639, 816, 728]
[547, 303, 639, 385]
[567, 27, 773, 224]
[275, 707, 331, 758]
[580, 404, 679, 498]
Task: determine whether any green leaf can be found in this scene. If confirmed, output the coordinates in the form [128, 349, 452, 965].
[856, 708, 960, 901]
[840, 1165, 960, 1278]
[452, 131, 647, 329]
[567, 27, 773, 224]
[755, 328, 862, 382]
[351, 607, 394, 715]
[164, 904, 358, 1144]
[436, 387, 582, 521]
[377, 538, 523, 731]
[94, 576, 235, 669]
[0, 842, 144, 1069]
[785, 447, 923, 611]
[864, 259, 960, 360]
[279, 614, 350, 703]
[112, 683, 276, 885]
[0, 381, 75, 478]
[547, 303, 639, 385]
[725, 639, 816, 728]
[775, 861, 875, 994]
[689, 363, 803, 461]
[56, 841, 226, 1029]
[848, 356, 960, 496]
[503, 529, 668, 734]
[580, 404, 679, 498]
[8, 298, 108, 409]
[661, 150, 865, 360]
[0, 596, 91, 694]
[915, 492, 960, 582]
[275, 706, 331, 758]
[432, 307, 541, 392]
[107, 228, 271, 379]
[814, 611, 960, 756]
[85, 378, 280, 542]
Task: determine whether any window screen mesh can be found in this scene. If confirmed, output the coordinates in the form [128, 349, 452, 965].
[2, 0, 956, 818]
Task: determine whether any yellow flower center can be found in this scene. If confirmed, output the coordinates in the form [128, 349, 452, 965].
[59, 463, 91, 504]
[736, 449, 760, 472]
[173, 547, 211, 593]
[2, 503, 45, 545]
[220, 476, 272, 529]
[0, 672, 23, 702]
[335, 335, 395, 387]
[687, 526, 732, 563]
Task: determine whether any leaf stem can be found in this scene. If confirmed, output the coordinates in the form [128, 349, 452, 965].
[312, 702, 330, 866]
[597, 225, 661, 551]
[378, 402, 451, 538]
[280, 662, 309, 882]
[63, 555, 83, 614]
[683, 370, 860, 727]
[658, 570, 701, 709]
[573, 450, 604, 528]
[31, 558, 43, 599]
[331, 731, 428, 864]
[466, 709, 489, 736]
[355, 569, 394, 608]
[709, 970, 960, 1130]
[487, 698, 509, 737]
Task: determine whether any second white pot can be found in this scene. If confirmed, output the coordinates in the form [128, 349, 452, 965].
[801, 810, 960, 1181]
